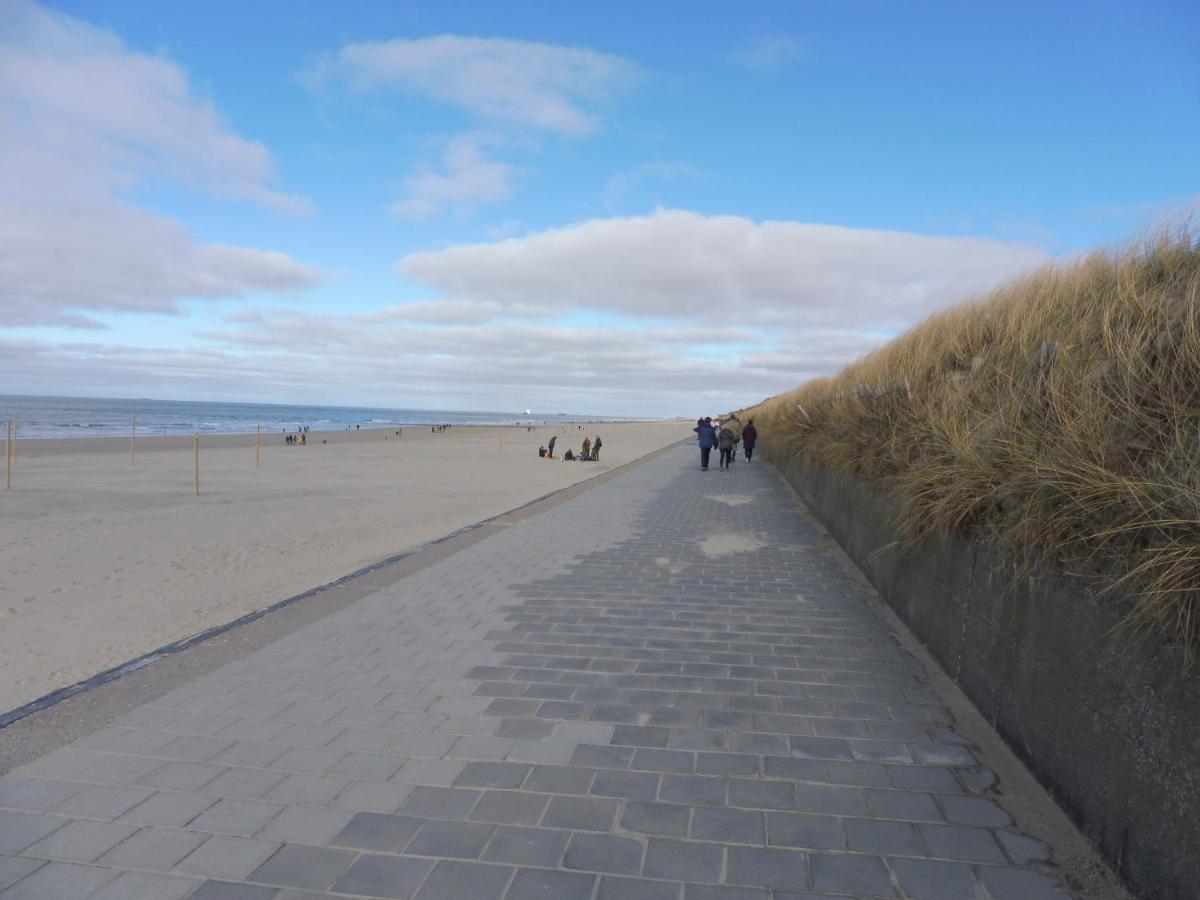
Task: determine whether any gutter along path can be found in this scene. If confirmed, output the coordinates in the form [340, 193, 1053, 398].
[0, 443, 1099, 898]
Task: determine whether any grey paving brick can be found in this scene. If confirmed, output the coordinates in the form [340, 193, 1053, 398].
[455, 762, 532, 789]
[591, 769, 661, 801]
[187, 798, 284, 836]
[810, 852, 896, 896]
[726, 845, 808, 890]
[643, 837, 722, 883]
[468, 790, 549, 826]
[729, 778, 796, 810]
[541, 795, 618, 831]
[393, 758, 465, 786]
[764, 812, 842, 850]
[524, 765, 595, 795]
[0, 811, 67, 854]
[187, 880, 278, 900]
[621, 800, 691, 837]
[685, 886, 769, 900]
[173, 834, 281, 880]
[842, 817, 923, 854]
[398, 785, 481, 819]
[481, 825, 569, 866]
[696, 752, 756, 776]
[329, 751, 406, 781]
[890, 857, 980, 900]
[507, 867, 595, 900]
[334, 778, 414, 813]
[977, 866, 1072, 899]
[659, 774, 727, 806]
[563, 832, 643, 875]
[117, 791, 215, 828]
[794, 783, 868, 816]
[96, 826, 207, 870]
[0, 776, 88, 813]
[996, 829, 1053, 865]
[691, 807, 764, 844]
[48, 785, 154, 820]
[942, 794, 1013, 827]
[406, 819, 496, 858]
[920, 823, 1008, 863]
[0, 861, 116, 899]
[0, 856, 44, 892]
[263, 773, 348, 806]
[598, 875, 683, 899]
[89, 870, 200, 900]
[332, 853, 433, 899]
[22, 819, 137, 863]
[413, 860, 513, 900]
[257, 804, 355, 845]
[249, 843, 356, 890]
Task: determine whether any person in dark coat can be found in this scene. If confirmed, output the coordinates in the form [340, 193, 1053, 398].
[693, 417, 718, 471]
[742, 419, 758, 461]
[547, 435, 557, 458]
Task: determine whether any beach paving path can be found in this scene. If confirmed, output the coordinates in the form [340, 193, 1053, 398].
[0, 443, 1085, 898]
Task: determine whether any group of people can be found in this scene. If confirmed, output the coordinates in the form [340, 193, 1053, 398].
[693, 414, 757, 471]
[539, 433, 602, 461]
[285, 431, 306, 446]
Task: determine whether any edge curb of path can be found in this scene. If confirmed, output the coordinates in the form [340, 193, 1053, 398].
[0, 438, 687, 770]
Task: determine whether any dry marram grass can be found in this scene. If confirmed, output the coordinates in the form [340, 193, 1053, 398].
[746, 233, 1200, 659]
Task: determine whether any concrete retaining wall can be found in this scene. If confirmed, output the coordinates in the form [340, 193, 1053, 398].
[768, 452, 1200, 900]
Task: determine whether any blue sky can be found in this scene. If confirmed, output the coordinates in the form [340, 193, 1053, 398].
[2, 0, 1196, 415]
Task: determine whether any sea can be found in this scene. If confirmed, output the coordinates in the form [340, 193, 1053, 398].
[0, 395, 643, 440]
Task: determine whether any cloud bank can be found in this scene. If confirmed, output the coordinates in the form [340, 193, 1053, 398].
[0, 0, 320, 327]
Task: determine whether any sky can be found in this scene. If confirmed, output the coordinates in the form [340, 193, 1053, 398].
[1, 0, 1197, 416]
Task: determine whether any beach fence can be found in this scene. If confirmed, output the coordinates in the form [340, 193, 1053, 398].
[5, 419, 12, 489]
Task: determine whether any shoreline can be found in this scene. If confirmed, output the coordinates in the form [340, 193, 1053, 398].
[0, 420, 687, 712]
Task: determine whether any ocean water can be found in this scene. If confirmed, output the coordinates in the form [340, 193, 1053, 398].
[0, 395, 639, 440]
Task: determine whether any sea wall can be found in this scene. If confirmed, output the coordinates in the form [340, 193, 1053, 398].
[767, 450, 1200, 900]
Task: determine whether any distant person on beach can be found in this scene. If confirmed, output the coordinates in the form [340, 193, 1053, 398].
[742, 419, 758, 461]
[694, 417, 717, 471]
[547, 435, 557, 458]
[582, 437, 592, 461]
[717, 424, 735, 470]
[592, 435, 602, 461]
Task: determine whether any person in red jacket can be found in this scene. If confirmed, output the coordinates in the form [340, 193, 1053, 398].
[742, 419, 758, 461]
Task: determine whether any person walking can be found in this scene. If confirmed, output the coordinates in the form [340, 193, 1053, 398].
[717, 423, 735, 470]
[693, 417, 718, 471]
[742, 419, 758, 461]
[547, 435, 557, 459]
[592, 435, 602, 461]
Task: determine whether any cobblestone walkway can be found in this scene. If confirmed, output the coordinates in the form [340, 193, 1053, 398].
[0, 444, 1074, 898]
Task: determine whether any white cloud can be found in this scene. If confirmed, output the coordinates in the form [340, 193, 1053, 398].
[399, 209, 1050, 329]
[729, 34, 804, 71]
[0, 1, 320, 327]
[309, 34, 636, 135]
[391, 135, 516, 219]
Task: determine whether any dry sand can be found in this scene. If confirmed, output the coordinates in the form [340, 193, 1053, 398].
[0, 421, 687, 712]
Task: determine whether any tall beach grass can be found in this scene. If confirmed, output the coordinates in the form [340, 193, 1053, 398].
[748, 231, 1200, 659]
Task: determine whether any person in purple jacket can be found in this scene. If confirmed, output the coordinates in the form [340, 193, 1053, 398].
[742, 419, 758, 461]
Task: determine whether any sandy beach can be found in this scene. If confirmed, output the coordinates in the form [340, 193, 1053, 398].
[0, 421, 687, 712]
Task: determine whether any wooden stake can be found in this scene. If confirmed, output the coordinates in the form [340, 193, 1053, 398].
[5, 419, 11, 490]
[256, 422, 261, 469]
[194, 433, 200, 496]
[131, 417, 137, 465]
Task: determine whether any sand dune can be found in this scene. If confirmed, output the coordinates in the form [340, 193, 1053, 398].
[0, 421, 686, 712]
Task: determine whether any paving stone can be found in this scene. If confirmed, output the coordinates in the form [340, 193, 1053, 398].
[454, 762, 532, 789]
[412, 860, 513, 900]
[406, 820, 496, 858]
[0, 856, 44, 892]
[524, 765, 595, 795]
[187, 798, 283, 836]
[591, 769, 661, 801]
[890, 857, 980, 900]
[467, 789, 549, 825]
[659, 774, 727, 806]
[0, 811, 67, 854]
[397, 785, 481, 819]
[334, 778, 414, 813]
[117, 791, 215, 828]
[249, 843, 356, 890]
[809, 852, 896, 896]
[643, 837, 722, 883]
[173, 834, 281, 880]
[691, 807, 764, 844]
[89, 870, 200, 900]
[696, 752, 756, 776]
[187, 880, 278, 900]
[598, 875, 683, 899]
[258, 805, 355, 845]
[977, 866, 1072, 899]
[563, 832, 643, 875]
[0, 862, 116, 899]
[729, 778, 796, 810]
[764, 812, 842, 850]
[22, 819, 138, 863]
[726, 846, 808, 890]
[541, 795, 618, 831]
[96, 827, 207, 870]
[0, 777, 88, 813]
[942, 794, 1013, 827]
[332, 853, 433, 899]
[49, 785, 155, 820]
[621, 800, 691, 837]
[506, 867, 596, 900]
[481, 825, 569, 866]
[685, 886, 769, 900]
[920, 823, 1008, 863]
